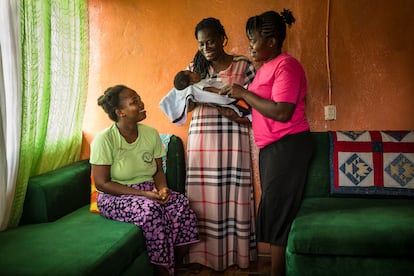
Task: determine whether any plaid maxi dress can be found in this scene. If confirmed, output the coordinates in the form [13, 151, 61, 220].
[186, 56, 257, 271]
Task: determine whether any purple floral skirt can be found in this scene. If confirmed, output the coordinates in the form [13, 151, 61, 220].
[97, 182, 199, 275]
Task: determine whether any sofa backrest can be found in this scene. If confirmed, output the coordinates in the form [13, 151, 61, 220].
[303, 132, 331, 198]
[20, 159, 91, 224]
[165, 135, 186, 194]
[19, 134, 186, 224]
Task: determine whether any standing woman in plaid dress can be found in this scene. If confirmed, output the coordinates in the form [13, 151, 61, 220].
[185, 17, 257, 272]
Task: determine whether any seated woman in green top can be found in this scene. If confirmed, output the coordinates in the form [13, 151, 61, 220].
[89, 85, 199, 276]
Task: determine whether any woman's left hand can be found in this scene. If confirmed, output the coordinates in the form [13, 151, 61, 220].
[216, 106, 240, 120]
[152, 187, 171, 205]
[215, 106, 251, 125]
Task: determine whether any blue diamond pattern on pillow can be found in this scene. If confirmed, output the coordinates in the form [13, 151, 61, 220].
[330, 131, 414, 197]
[384, 154, 414, 187]
[342, 131, 367, 141]
[383, 131, 411, 142]
[340, 153, 373, 185]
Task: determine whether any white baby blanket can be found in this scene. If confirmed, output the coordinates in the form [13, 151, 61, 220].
[159, 82, 245, 126]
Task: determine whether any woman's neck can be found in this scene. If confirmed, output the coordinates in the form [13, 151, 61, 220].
[116, 121, 138, 143]
[210, 52, 232, 73]
[266, 49, 282, 63]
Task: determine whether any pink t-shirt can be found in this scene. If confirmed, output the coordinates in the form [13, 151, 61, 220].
[249, 52, 310, 148]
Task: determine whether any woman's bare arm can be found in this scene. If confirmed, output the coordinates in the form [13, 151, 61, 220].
[222, 84, 295, 122]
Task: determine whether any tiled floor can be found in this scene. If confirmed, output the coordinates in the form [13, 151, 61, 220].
[176, 255, 271, 276]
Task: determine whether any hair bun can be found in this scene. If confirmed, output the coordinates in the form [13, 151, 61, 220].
[280, 9, 296, 26]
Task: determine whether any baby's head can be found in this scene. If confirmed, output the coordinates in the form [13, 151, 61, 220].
[174, 70, 202, 90]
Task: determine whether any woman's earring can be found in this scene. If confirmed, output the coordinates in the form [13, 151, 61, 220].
[223, 36, 228, 47]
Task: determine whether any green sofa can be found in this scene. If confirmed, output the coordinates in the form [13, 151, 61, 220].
[0, 135, 186, 275]
[286, 132, 414, 276]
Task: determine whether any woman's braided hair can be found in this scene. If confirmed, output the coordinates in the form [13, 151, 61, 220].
[192, 17, 227, 78]
[97, 85, 127, 122]
[246, 9, 295, 49]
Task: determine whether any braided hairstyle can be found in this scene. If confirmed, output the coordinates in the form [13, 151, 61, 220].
[97, 85, 127, 122]
[192, 17, 228, 78]
[246, 9, 295, 50]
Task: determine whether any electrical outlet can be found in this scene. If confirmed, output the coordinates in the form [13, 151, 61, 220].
[324, 105, 336, 120]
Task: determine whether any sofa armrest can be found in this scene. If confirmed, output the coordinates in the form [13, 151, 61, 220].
[20, 159, 91, 224]
[165, 135, 186, 194]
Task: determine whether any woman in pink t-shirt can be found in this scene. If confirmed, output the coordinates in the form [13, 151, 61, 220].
[223, 10, 315, 276]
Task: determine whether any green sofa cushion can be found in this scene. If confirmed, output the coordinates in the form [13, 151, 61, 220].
[286, 253, 414, 276]
[288, 197, 414, 257]
[20, 160, 91, 224]
[0, 206, 149, 275]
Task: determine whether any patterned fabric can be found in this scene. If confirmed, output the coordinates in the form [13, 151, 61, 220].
[98, 182, 199, 275]
[186, 56, 257, 271]
[10, 0, 89, 228]
[159, 133, 172, 173]
[330, 131, 414, 196]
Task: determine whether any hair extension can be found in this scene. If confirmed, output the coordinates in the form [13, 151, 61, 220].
[97, 85, 127, 122]
[192, 51, 210, 79]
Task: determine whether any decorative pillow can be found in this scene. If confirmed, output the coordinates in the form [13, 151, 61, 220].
[159, 134, 172, 173]
[89, 133, 173, 213]
[89, 172, 99, 213]
[330, 131, 414, 197]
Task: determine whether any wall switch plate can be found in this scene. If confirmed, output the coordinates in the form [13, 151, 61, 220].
[324, 105, 336, 120]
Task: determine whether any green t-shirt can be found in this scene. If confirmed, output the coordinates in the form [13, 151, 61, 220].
[90, 123, 166, 185]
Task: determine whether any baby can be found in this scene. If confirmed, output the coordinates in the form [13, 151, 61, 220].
[173, 70, 250, 111]
[159, 70, 250, 126]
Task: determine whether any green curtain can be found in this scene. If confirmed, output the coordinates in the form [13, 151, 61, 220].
[8, 0, 89, 227]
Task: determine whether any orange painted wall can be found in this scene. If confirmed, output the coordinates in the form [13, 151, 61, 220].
[82, 0, 414, 253]
[82, 0, 414, 158]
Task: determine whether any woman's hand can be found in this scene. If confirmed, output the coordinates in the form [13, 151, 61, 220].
[216, 106, 240, 120]
[215, 106, 251, 125]
[221, 84, 246, 99]
[187, 100, 197, 112]
[158, 187, 171, 204]
[203, 86, 222, 94]
[152, 158, 170, 204]
[222, 84, 296, 122]
[151, 187, 171, 205]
